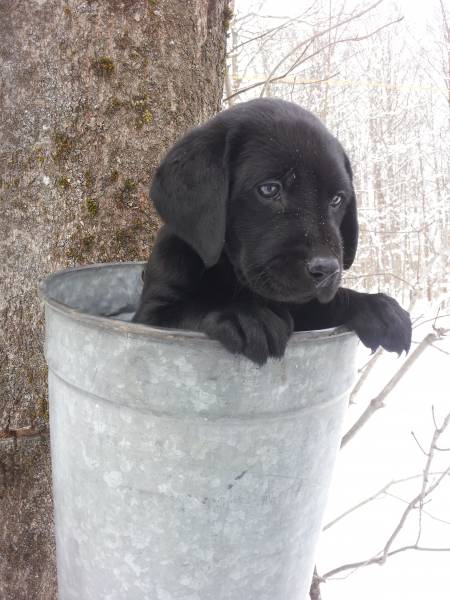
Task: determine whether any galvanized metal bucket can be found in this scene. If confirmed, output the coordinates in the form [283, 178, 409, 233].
[40, 262, 358, 600]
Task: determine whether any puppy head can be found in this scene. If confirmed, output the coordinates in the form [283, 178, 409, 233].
[150, 98, 358, 304]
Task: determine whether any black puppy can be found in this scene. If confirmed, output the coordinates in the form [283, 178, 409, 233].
[133, 98, 411, 365]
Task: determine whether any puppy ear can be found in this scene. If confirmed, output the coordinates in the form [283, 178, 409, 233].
[150, 119, 229, 268]
[341, 154, 359, 270]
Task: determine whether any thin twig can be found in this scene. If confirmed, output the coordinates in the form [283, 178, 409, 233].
[430, 343, 450, 356]
[413, 314, 450, 329]
[322, 412, 450, 580]
[384, 490, 450, 526]
[411, 431, 428, 456]
[350, 348, 383, 402]
[323, 472, 446, 531]
[323, 543, 450, 579]
[341, 333, 437, 448]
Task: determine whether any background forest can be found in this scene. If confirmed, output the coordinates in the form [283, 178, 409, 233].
[226, 0, 449, 309]
[225, 1, 450, 599]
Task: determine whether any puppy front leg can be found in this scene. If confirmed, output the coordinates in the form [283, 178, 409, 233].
[292, 288, 412, 355]
[342, 290, 411, 354]
[133, 229, 294, 364]
[200, 300, 294, 365]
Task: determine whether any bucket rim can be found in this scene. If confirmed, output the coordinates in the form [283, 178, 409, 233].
[39, 262, 354, 344]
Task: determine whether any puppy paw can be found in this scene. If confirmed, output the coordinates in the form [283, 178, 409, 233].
[201, 303, 294, 365]
[347, 293, 412, 355]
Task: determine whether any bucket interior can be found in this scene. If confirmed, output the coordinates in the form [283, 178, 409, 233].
[41, 262, 348, 335]
[41, 262, 145, 321]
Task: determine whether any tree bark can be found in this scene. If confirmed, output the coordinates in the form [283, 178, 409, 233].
[0, 1, 228, 597]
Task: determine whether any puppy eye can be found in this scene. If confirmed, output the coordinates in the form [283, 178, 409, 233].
[330, 193, 345, 208]
[257, 181, 282, 199]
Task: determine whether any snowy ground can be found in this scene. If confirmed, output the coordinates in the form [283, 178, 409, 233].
[316, 310, 450, 600]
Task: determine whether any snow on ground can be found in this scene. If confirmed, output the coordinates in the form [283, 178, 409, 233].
[317, 310, 450, 600]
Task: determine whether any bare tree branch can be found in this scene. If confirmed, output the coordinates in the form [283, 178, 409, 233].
[349, 348, 383, 403]
[341, 333, 438, 448]
[225, 1, 403, 102]
[227, 20, 404, 101]
[384, 490, 450, 526]
[229, 4, 318, 53]
[323, 472, 446, 531]
[323, 543, 450, 579]
[413, 314, 450, 329]
[258, 0, 391, 97]
[321, 411, 450, 580]
[309, 566, 323, 600]
[411, 431, 428, 456]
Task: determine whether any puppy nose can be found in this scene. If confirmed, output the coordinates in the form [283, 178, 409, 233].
[307, 257, 340, 284]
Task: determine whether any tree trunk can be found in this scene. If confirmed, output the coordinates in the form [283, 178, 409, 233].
[0, 1, 228, 597]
